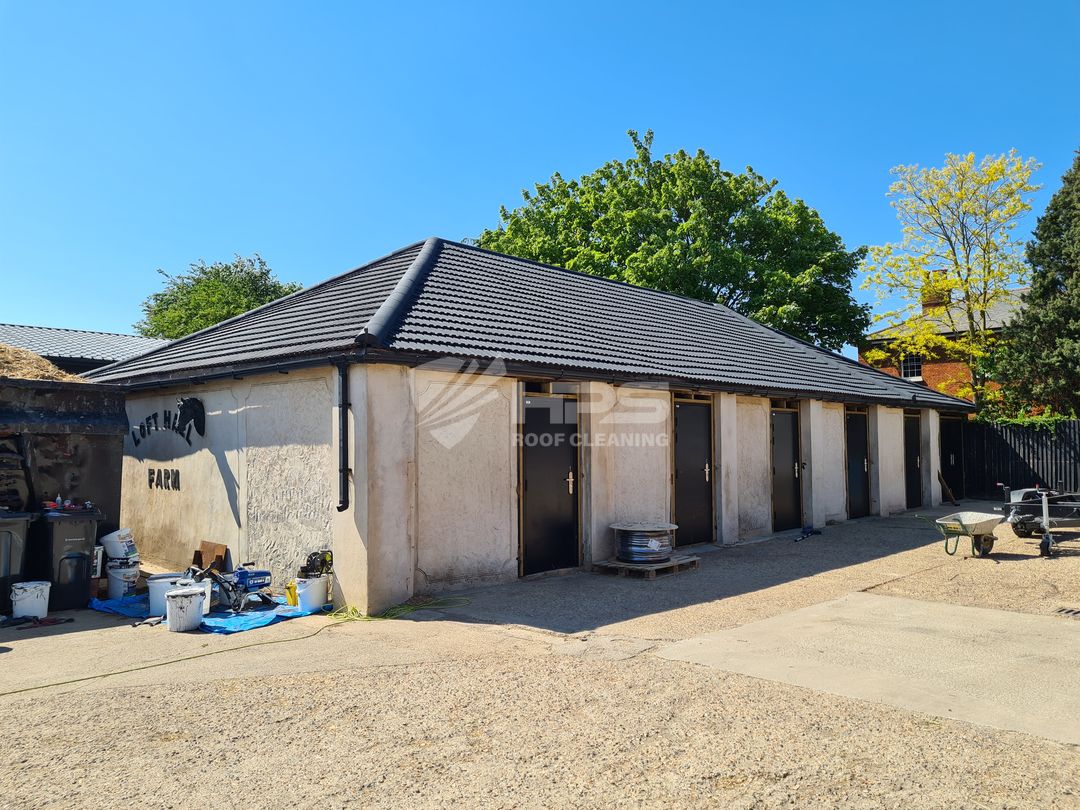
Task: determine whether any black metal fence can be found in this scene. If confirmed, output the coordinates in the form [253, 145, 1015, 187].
[964, 420, 1080, 498]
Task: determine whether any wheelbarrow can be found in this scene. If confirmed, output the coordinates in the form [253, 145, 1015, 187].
[926, 511, 1003, 557]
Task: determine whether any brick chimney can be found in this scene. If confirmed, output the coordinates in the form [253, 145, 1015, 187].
[921, 270, 949, 312]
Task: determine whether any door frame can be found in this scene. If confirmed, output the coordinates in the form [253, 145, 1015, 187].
[939, 414, 966, 500]
[903, 409, 923, 509]
[770, 399, 804, 532]
[516, 382, 583, 577]
[670, 392, 717, 545]
[844, 404, 870, 519]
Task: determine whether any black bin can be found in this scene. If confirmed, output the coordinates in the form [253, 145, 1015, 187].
[32, 510, 103, 611]
[0, 512, 35, 614]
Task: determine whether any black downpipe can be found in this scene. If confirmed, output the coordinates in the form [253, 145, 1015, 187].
[336, 363, 351, 512]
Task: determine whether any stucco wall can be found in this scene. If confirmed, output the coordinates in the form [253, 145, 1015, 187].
[715, 393, 739, 544]
[412, 368, 517, 589]
[874, 406, 907, 515]
[610, 386, 672, 528]
[818, 402, 848, 523]
[120, 368, 337, 586]
[736, 397, 771, 538]
[922, 408, 942, 507]
[583, 383, 672, 561]
[121, 359, 958, 613]
[596, 384, 669, 561]
[244, 378, 335, 579]
[361, 364, 416, 612]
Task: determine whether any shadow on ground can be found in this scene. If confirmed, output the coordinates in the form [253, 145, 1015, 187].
[426, 502, 1003, 636]
[0, 607, 130, 644]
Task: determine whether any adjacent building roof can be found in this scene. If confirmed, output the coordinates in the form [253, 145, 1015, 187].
[87, 238, 971, 411]
[864, 288, 1026, 342]
[0, 323, 170, 367]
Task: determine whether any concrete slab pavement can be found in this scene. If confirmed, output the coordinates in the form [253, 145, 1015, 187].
[659, 591, 1080, 745]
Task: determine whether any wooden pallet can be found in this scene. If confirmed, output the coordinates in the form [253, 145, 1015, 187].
[592, 554, 700, 580]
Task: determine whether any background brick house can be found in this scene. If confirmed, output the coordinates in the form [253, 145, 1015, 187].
[858, 289, 1025, 402]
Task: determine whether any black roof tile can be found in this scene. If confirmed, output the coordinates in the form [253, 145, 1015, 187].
[87, 238, 970, 411]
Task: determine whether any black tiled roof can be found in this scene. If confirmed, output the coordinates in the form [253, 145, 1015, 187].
[87, 238, 970, 410]
[86, 244, 422, 383]
[0, 323, 169, 362]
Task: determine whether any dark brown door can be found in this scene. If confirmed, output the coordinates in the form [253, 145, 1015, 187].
[674, 402, 713, 546]
[522, 395, 579, 575]
[939, 417, 964, 500]
[771, 410, 802, 531]
[904, 413, 923, 508]
[846, 411, 870, 518]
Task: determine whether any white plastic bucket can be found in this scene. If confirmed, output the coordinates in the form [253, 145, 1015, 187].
[99, 528, 137, 560]
[295, 577, 328, 613]
[106, 560, 141, 600]
[11, 581, 50, 619]
[147, 573, 186, 617]
[165, 586, 204, 632]
[175, 578, 212, 615]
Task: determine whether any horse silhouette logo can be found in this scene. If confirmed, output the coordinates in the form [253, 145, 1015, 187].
[176, 397, 206, 441]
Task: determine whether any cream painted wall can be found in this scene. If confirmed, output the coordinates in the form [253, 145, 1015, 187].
[582, 382, 615, 563]
[120, 368, 338, 586]
[874, 406, 908, 515]
[715, 393, 739, 544]
[122, 385, 243, 569]
[121, 359, 958, 614]
[244, 377, 335, 579]
[816, 402, 848, 524]
[922, 408, 942, 507]
[331, 365, 368, 610]
[412, 368, 517, 589]
[736, 396, 771, 538]
[610, 386, 672, 529]
[360, 364, 416, 612]
[583, 383, 672, 561]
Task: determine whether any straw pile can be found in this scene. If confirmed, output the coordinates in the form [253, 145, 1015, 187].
[0, 343, 85, 382]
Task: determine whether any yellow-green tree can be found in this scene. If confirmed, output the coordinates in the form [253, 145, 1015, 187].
[862, 151, 1040, 408]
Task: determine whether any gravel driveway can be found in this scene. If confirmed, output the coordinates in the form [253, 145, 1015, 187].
[2, 503, 1078, 808]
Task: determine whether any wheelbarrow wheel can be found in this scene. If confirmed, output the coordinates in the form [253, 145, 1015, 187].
[972, 535, 995, 557]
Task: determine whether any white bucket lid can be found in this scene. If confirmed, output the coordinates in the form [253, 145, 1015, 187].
[148, 572, 185, 581]
[166, 586, 205, 599]
[11, 580, 50, 591]
[106, 557, 141, 570]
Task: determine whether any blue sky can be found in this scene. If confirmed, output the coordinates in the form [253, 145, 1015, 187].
[1, 1, 1078, 346]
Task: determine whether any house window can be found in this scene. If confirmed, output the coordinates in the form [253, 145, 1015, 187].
[899, 355, 923, 380]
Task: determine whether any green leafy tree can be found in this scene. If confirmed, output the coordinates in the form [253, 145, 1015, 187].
[478, 130, 869, 351]
[861, 151, 1040, 408]
[994, 150, 1080, 414]
[136, 254, 302, 339]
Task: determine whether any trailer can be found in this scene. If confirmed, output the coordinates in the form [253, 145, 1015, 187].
[1004, 491, 1080, 556]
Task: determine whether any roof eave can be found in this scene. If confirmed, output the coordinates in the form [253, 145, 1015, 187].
[88, 348, 368, 391]
[364, 347, 975, 413]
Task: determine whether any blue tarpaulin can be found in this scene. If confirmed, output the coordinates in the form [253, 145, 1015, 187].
[89, 594, 328, 633]
[89, 593, 151, 619]
[198, 598, 327, 634]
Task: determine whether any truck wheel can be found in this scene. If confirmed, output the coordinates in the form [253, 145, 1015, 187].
[1013, 524, 1032, 538]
